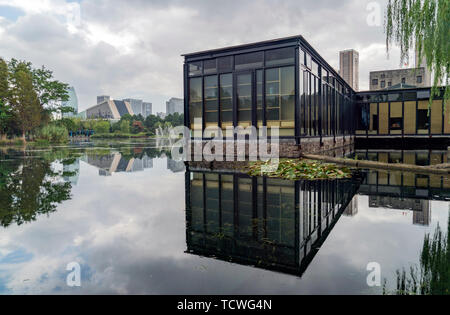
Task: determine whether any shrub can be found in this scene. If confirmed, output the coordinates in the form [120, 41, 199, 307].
[120, 120, 130, 133]
[36, 125, 68, 143]
[94, 120, 110, 134]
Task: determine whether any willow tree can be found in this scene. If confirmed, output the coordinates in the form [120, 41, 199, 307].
[385, 0, 449, 101]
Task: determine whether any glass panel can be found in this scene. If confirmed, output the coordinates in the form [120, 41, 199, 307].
[188, 61, 202, 76]
[235, 52, 263, 70]
[356, 103, 368, 134]
[220, 74, 233, 129]
[190, 173, 204, 230]
[266, 67, 295, 136]
[205, 174, 219, 233]
[379, 102, 389, 134]
[256, 70, 263, 128]
[220, 175, 234, 237]
[237, 73, 252, 127]
[265, 47, 295, 66]
[311, 61, 319, 77]
[389, 102, 402, 134]
[203, 59, 217, 74]
[204, 75, 218, 127]
[238, 178, 253, 237]
[431, 100, 442, 134]
[189, 77, 202, 132]
[417, 101, 429, 134]
[218, 56, 233, 72]
[404, 101, 416, 134]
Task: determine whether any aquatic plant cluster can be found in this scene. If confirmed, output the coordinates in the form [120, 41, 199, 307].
[246, 159, 353, 180]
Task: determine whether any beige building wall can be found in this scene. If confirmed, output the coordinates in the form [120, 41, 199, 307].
[369, 67, 430, 91]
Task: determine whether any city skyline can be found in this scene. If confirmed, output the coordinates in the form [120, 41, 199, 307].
[0, 0, 409, 113]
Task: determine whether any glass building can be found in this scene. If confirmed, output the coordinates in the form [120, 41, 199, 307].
[183, 35, 355, 142]
[62, 86, 79, 118]
[183, 35, 448, 147]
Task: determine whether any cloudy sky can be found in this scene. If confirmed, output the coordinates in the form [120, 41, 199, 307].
[0, 0, 409, 113]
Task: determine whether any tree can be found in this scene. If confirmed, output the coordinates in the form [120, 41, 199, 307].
[10, 69, 42, 140]
[0, 58, 11, 140]
[8, 58, 70, 114]
[120, 120, 130, 133]
[385, 0, 449, 102]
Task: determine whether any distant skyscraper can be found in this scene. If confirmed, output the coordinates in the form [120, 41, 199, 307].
[142, 102, 152, 117]
[62, 86, 79, 118]
[339, 49, 359, 91]
[166, 97, 183, 115]
[97, 95, 110, 104]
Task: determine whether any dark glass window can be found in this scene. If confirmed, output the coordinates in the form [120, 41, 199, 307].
[380, 81, 386, 88]
[417, 90, 431, 99]
[417, 109, 429, 130]
[401, 77, 406, 84]
[203, 59, 217, 74]
[189, 61, 202, 76]
[265, 47, 295, 66]
[218, 56, 233, 72]
[403, 91, 417, 100]
[381, 74, 385, 79]
[204, 75, 218, 125]
[220, 74, 233, 127]
[388, 82, 392, 87]
[388, 93, 400, 101]
[417, 76, 423, 83]
[235, 52, 263, 70]
[372, 79, 378, 85]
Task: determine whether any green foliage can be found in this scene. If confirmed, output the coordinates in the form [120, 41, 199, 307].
[9, 67, 42, 138]
[36, 124, 68, 143]
[385, 215, 450, 295]
[0, 157, 72, 227]
[93, 120, 111, 134]
[8, 58, 69, 111]
[385, 0, 449, 102]
[119, 120, 130, 133]
[246, 159, 353, 180]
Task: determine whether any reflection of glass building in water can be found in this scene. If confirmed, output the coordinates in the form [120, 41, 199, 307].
[62, 86, 79, 118]
[83, 153, 153, 176]
[369, 196, 431, 226]
[167, 159, 185, 173]
[185, 171, 359, 276]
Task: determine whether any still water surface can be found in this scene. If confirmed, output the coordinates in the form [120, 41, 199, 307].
[0, 141, 448, 294]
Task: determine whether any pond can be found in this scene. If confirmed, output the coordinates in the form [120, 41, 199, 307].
[0, 141, 448, 294]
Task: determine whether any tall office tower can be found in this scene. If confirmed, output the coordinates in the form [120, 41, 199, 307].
[142, 102, 152, 117]
[62, 86, 79, 118]
[123, 98, 144, 116]
[166, 97, 183, 115]
[339, 49, 359, 91]
[97, 95, 110, 104]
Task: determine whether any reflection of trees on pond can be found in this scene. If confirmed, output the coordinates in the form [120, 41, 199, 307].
[0, 156, 74, 228]
[386, 213, 450, 295]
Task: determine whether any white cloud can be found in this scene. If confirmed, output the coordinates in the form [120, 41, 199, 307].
[0, 0, 406, 111]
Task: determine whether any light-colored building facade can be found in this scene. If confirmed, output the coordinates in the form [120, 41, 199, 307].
[369, 50, 431, 91]
[86, 99, 134, 120]
[339, 49, 359, 91]
[97, 95, 110, 104]
[166, 97, 183, 115]
[123, 98, 152, 117]
[369, 67, 431, 91]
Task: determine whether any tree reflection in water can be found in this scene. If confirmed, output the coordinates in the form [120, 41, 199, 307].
[0, 149, 74, 227]
[385, 215, 450, 295]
